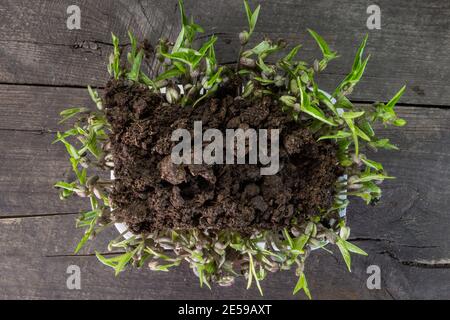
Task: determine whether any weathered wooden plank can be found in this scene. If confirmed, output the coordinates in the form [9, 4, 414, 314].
[0, 214, 115, 256]
[0, 93, 449, 298]
[1, 214, 448, 299]
[0, 0, 448, 301]
[184, 0, 450, 106]
[0, 41, 109, 87]
[0, 85, 449, 263]
[0, 130, 90, 215]
[0, 85, 93, 132]
[0, 85, 100, 216]
[348, 107, 450, 263]
[0, 0, 178, 87]
[0, 253, 375, 299]
[0, 85, 448, 295]
[0, 0, 449, 106]
[1, 85, 449, 225]
[0, 215, 395, 299]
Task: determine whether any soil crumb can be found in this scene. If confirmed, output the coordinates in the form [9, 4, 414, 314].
[104, 80, 343, 234]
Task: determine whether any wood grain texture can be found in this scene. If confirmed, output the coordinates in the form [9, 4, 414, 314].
[0, 0, 448, 106]
[0, 214, 448, 299]
[0, 0, 178, 87]
[0, 86, 449, 298]
[183, 0, 450, 106]
[0, 0, 449, 300]
[0, 130, 90, 215]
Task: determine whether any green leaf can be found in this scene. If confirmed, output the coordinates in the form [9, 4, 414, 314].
[283, 45, 302, 62]
[279, 95, 296, 107]
[56, 132, 80, 159]
[343, 117, 359, 157]
[360, 157, 383, 171]
[179, 0, 189, 28]
[75, 231, 91, 254]
[155, 67, 184, 83]
[96, 250, 136, 276]
[335, 95, 354, 110]
[127, 31, 138, 64]
[244, 40, 274, 57]
[334, 35, 370, 95]
[162, 48, 203, 68]
[369, 138, 399, 150]
[352, 34, 369, 71]
[300, 84, 337, 126]
[386, 86, 406, 110]
[293, 272, 312, 299]
[74, 209, 100, 253]
[354, 173, 394, 183]
[393, 118, 407, 126]
[172, 0, 188, 52]
[193, 36, 217, 68]
[76, 209, 98, 227]
[128, 50, 144, 82]
[114, 251, 135, 276]
[193, 83, 219, 107]
[173, 0, 204, 51]
[244, 0, 261, 35]
[206, 47, 217, 76]
[172, 26, 185, 53]
[318, 131, 352, 141]
[293, 234, 309, 253]
[140, 73, 158, 90]
[342, 111, 365, 119]
[359, 119, 375, 137]
[253, 77, 275, 85]
[247, 253, 263, 296]
[355, 126, 371, 141]
[308, 29, 337, 61]
[256, 57, 274, 74]
[88, 86, 103, 110]
[54, 181, 76, 191]
[205, 66, 223, 88]
[282, 228, 294, 248]
[317, 91, 338, 116]
[336, 239, 352, 272]
[58, 107, 89, 124]
[110, 33, 121, 79]
[343, 240, 368, 256]
[351, 55, 370, 82]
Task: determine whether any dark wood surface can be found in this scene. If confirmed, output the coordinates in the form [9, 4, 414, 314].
[0, 0, 449, 299]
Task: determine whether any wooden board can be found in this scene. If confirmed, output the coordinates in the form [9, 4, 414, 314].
[0, 85, 449, 298]
[184, 0, 450, 106]
[0, 0, 179, 87]
[1, 0, 449, 106]
[0, 0, 449, 300]
[0, 214, 448, 299]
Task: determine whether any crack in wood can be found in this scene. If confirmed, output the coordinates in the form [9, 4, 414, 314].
[0, 128, 56, 134]
[379, 250, 450, 269]
[0, 82, 105, 90]
[44, 251, 125, 258]
[350, 237, 439, 249]
[0, 212, 79, 220]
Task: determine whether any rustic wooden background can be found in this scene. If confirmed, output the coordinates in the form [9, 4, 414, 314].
[0, 0, 449, 300]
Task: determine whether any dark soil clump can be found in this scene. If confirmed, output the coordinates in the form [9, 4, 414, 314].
[104, 80, 343, 234]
